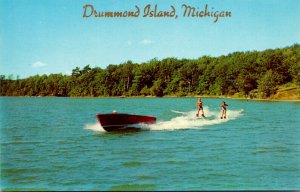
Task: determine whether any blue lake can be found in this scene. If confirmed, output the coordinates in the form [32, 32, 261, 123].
[1, 97, 300, 190]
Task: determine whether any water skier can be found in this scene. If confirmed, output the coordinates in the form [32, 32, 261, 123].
[220, 101, 229, 119]
[196, 98, 205, 117]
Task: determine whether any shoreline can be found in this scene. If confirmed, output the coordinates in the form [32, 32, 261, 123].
[1, 95, 299, 102]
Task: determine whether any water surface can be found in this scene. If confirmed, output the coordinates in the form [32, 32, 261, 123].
[1, 97, 300, 190]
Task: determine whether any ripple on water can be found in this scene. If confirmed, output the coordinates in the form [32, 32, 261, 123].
[252, 146, 293, 155]
[2, 167, 52, 176]
[137, 175, 157, 180]
[110, 184, 157, 191]
[122, 161, 145, 167]
[1, 141, 42, 146]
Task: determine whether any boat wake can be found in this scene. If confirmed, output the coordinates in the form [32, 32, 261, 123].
[85, 107, 243, 133]
[147, 107, 243, 131]
[170, 110, 188, 115]
[84, 123, 105, 132]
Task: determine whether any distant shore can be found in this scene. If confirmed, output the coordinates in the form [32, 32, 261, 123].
[2, 85, 299, 101]
[2, 45, 299, 101]
[3, 94, 299, 102]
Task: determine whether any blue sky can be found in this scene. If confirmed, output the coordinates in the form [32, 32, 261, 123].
[1, 0, 300, 78]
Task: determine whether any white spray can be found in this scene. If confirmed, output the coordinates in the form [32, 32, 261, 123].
[84, 107, 243, 133]
[148, 107, 243, 131]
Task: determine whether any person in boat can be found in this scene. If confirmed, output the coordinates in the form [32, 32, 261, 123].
[196, 98, 205, 117]
[220, 101, 229, 119]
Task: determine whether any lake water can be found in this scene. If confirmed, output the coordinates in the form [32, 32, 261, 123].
[1, 97, 300, 190]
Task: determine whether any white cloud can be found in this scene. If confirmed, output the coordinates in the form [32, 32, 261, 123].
[140, 39, 154, 45]
[31, 61, 48, 68]
[65, 70, 72, 75]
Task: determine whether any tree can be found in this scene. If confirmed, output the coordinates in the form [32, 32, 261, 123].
[257, 70, 279, 98]
[1, 44, 299, 98]
[151, 80, 164, 97]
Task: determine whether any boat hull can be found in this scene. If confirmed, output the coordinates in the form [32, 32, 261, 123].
[96, 113, 156, 132]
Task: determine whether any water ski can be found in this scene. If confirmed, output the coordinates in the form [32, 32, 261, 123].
[196, 113, 205, 118]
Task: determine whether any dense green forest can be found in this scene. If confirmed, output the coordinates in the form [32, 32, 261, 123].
[1, 44, 300, 98]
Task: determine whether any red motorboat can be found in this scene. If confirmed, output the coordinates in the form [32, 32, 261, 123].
[96, 112, 156, 132]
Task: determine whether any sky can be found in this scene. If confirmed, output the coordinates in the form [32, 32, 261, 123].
[0, 0, 300, 78]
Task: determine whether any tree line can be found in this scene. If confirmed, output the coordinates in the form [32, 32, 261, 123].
[1, 44, 299, 98]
